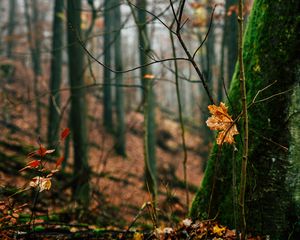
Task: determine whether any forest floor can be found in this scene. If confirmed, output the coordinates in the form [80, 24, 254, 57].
[0, 73, 263, 239]
[0, 77, 211, 239]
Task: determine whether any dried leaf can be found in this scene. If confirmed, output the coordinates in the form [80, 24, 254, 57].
[133, 232, 143, 240]
[11, 213, 19, 219]
[28, 160, 41, 168]
[70, 227, 79, 233]
[212, 224, 226, 236]
[28, 146, 55, 158]
[37, 147, 55, 157]
[61, 128, 70, 140]
[19, 160, 41, 172]
[182, 218, 192, 227]
[206, 102, 239, 145]
[29, 177, 52, 192]
[55, 156, 64, 168]
[144, 74, 155, 79]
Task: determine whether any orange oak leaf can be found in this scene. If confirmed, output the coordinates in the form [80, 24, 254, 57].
[206, 102, 239, 145]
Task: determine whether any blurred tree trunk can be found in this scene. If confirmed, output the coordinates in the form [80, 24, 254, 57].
[190, 0, 300, 239]
[47, 0, 64, 148]
[136, 0, 157, 200]
[67, 0, 90, 207]
[226, 0, 238, 86]
[197, 2, 216, 161]
[205, 4, 215, 90]
[113, 0, 126, 156]
[103, 0, 113, 131]
[6, 0, 16, 59]
[0, 2, 2, 54]
[24, 0, 42, 135]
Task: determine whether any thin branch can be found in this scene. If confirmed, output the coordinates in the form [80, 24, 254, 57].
[192, 5, 217, 59]
[170, 25, 189, 211]
[76, 27, 189, 74]
[169, 0, 215, 104]
[237, 0, 248, 238]
[127, 0, 176, 34]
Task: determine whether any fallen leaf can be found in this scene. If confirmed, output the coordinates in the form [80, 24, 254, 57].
[182, 218, 192, 227]
[133, 232, 143, 240]
[70, 227, 79, 233]
[212, 224, 226, 236]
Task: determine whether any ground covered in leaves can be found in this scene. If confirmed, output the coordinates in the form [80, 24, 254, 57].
[1, 219, 265, 239]
[0, 70, 266, 239]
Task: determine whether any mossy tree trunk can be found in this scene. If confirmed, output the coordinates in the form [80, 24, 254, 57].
[190, 0, 300, 239]
[67, 0, 90, 207]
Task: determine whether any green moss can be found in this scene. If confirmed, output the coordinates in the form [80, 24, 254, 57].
[191, 0, 300, 239]
[33, 225, 45, 232]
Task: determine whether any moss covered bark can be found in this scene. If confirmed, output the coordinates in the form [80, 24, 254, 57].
[190, 0, 300, 239]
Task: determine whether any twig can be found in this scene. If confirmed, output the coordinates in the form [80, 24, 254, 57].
[123, 202, 151, 238]
[192, 5, 217, 59]
[170, 0, 215, 104]
[169, 23, 189, 211]
[237, 0, 248, 239]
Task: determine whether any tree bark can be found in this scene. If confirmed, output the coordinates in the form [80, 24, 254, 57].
[190, 0, 300, 239]
[103, 0, 114, 131]
[48, 0, 64, 148]
[136, 0, 157, 201]
[226, 0, 238, 85]
[113, 0, 126, 156]
[67, 0, 90, 207]
[24, 0, 43, 135]
[7, 0, 16, 59]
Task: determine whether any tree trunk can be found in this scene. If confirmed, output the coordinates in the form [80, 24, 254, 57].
[103, 0, 113, 131]
[113, 0, 126, 156]
[47, 0, 64, 148]
[190, 0, 300, 239]
[67, 0, 90, 207]
[136, 0, 157, 201]
[24, 0, 43, 135]
[226, 0, 238, 85]
[7, 0, 16, 59]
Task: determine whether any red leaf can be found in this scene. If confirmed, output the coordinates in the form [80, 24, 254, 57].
[55, 156, 64, 168]
[36, 146, 55, 157]
[28, 160, 41, 168]
[61, 128, 70, 140]
[19, 160, 41, 172]
[36, 146, 47, 156]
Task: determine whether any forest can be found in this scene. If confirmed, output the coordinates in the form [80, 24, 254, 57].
[0, 0, 299, 239]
